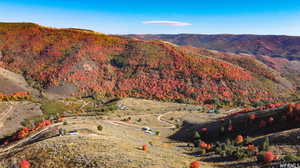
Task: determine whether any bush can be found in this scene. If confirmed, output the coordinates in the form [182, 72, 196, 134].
[199, 148, 206, 155]
[259, 137, 270, 151]
[235, 135, 244, 145]
[232, 147, 249, 160]
[19, 160, 30, 168]
[193, 131, 201, 147]
[264, 152, 275, 163]
[190, 161, 201, 168]
[256, 152, 265, 162]
[213, 139, 253, 160]
[97, 125, 103, 131]
[175, 99, 185, 103]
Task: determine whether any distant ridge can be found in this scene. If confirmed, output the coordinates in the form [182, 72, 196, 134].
[126, 34, 300, 60]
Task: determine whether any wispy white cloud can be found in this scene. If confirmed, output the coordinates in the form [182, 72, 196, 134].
[142, 20, 192, 26]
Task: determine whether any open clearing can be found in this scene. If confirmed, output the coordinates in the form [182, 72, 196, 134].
[0, 98, 298, 168]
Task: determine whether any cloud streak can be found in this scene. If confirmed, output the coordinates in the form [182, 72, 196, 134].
[142, 20, 192, 26]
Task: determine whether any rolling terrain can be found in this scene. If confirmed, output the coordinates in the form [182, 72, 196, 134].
[127, 34, 300, 60]
[127, 34, 300, 87]
[0, 22, 295, 105]
[0, 22, 300, 168]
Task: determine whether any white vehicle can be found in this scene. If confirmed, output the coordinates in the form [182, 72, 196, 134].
[67, 131, 79, 135]
[144, 130, 155, 135]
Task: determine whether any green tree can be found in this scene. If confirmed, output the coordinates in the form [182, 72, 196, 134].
[193, 131, 201, 147]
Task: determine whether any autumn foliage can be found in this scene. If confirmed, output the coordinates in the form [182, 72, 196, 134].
[5, 119, 53, 145]
[190, 161, 201, 168]
[0, 92, 30, 101]
[247, 144, 256, 152]
[142, 144, 148, 152]
[19, 160, 30, 168]
[235, 135, 244, 144]
[264, 152, 275, 163]
[0, 23, 293, 104]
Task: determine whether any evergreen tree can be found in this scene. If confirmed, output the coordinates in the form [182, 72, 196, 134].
[193, 131, 201, 147]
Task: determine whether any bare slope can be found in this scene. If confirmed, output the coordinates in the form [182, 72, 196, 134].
[0, 67, 39, 95]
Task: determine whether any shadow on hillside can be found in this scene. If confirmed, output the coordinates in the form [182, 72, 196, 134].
[168, 118, 300, 143]
[252, 128, 300, 146]
[216, 161, 259, 168]
[22, 134, 59, 146]
[201, 155, 237, 162]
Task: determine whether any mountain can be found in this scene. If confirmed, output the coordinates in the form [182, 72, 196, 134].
[126, 34, 300, 60]
[127, 34, 300, 87]
[0, 22, 295, 104]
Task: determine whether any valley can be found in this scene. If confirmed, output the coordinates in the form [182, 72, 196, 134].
[0, 22, 299, 168]
[0, 96, 299, 168]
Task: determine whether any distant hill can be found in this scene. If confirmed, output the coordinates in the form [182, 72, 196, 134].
[126, 34, 300, 60]
[0, 22, 295, 104]
[127, 34, 300, 87]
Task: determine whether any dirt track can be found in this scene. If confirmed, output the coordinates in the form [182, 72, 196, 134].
[0, 102, 13, 129]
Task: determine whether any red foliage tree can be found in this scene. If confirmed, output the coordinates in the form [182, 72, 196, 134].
[190, 161, 201, 168]
[19, 160, 30, 168]
[264, 152, 275, 163]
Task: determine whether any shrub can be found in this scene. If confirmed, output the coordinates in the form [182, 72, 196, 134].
[59, 128, 66, 136]
[193, 131, 201, 147]
[235, 135, 244, 145]
[232, 147, 249, 160]
[264, 152, 275, 163]
[252, 101, 264, 107]
[19, 160, 30, 168]
[206, 144, 213, 151]
[142, 144, 148, 152]
[256, 152, 265, 162]
[199, 142, 208, 149]
[259, 137, 270, 151]
[190, 161, 201, 168]
[295, 104, 300, 113]
[247, 144, 256, 152]
[214, 142, 223, 154]
[199, 148, 206, 155]
[97, 125, 103, 131]
[287, 103, 295, 113]
[175, 98, 185, 103]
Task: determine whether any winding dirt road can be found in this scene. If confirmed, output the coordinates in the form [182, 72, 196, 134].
[104, 111, 179, 129]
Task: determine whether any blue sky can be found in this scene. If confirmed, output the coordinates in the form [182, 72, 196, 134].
[0, 0, 300, 35]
